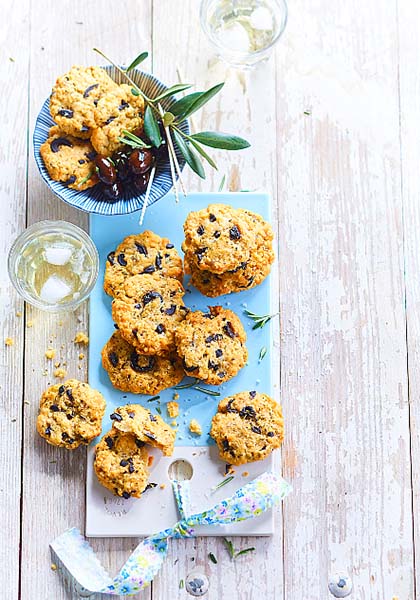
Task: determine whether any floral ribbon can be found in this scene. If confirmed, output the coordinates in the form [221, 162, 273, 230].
[50, 472, 291, 596]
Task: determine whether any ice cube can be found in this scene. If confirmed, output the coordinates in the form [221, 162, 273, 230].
[250, 6, 273, 30]
[39, 275, 72, 304]
[44, 243, 73, 266]
[221, 22, 250, 52]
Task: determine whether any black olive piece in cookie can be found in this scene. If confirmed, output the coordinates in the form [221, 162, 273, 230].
[111, 274, 188, 356]
[182, 204, 255, 274]
[174, 305, 248, 385]
[110, 404, 175, 456]
[101, 331, 184, 394]
[104, 231, 183, 298]
[210, 391, 284, 465]
[40, 126, 99, 190]
[49, 65, 119, 138]
[36, 379, 106, 449]
[94, 429, 150, 498]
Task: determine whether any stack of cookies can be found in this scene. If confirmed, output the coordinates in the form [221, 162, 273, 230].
[40, 65, 144, 190]
[182, 203, 275, 297]
[102, 230, 187, 394]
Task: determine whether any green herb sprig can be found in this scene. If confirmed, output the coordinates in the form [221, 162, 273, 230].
[243, 309, 279, 330]
[211, 475, 234, 492]
[208, 552, 218, 564]
[93, 48, 250, 197]
[223, 538, 256, 560]
[174, 378, 220, 397]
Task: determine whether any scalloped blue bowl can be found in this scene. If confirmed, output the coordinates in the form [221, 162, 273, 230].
[33, 66, 189, 216]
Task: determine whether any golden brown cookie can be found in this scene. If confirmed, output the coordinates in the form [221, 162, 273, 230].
[94, 429, 150, 498]
[104, 231, 183, 297]
[101, 331, 184, 394]
[111, 404, 175, 456]
[184, 209, 274, 296]
[210, 391, 284, 465]
[182, 204, 256, 274]
[91, 84, 145, 156]
[174, 305, 248, 385]
[36, 379, 106, 449]
[49, 65, 118, 138]
[40, 126, 99, 190]
[112, 274, 188, 356]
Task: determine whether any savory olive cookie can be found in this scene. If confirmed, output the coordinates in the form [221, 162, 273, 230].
[37, 379, 106, 449]
[174, 305, 248, 385]
[94, 429, 150, 498]
[104, 231, 183, 297]
[49, 65, 118, 139]
[101, 331, 184, 394]
[182, 204, 254, 274]
[111, 404, 175, 456]
[210, 391, 284, 465]
[112, 273, 188, 356]
[40, 126, 99, 190]
[91, 84, 145, 156]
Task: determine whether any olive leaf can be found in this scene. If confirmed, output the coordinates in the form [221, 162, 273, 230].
[178, 83, 224, 119]
[152, 83, 193, 103]
[125, 51, 149, 72]
[144, 105, 162, 147]
[186, 134, 218, 170]
[173, 130, 205, 179]
[191, 131, 250, 150]
[170, 91, 203, 117]
[119, 129, 151, 149]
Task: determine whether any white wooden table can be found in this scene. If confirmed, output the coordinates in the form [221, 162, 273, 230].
[1, 0, 419, 598]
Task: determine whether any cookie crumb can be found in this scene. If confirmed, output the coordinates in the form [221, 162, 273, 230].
[148, 456, 154, 467]
[54, 361, 61, 368]
[45, 348, 56, 360]
[160, 483, 166, 490]
[242, 471, 249, 477]
[27, 320, 33, 328]
[78, 353, 85, 360]
[189, 419, 202, 435]
[74, 332, 89, 345]
[42, 369, 48, 376]
[54, 368, 67, 379]
[50, 563, 57, 571]
[173, 392, 180, 401]
[4, 337, 14, 346]
[171, 420, 177, 427]
[167, 401, 179, 418]
[16, 311, 22, 317]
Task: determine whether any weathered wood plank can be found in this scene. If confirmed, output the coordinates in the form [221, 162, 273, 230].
[277, 1, 414, 598]
[20, 1, 152, 598]
[397, 0, 420, 597]
[150, 2, 283, 599]
[0, 0, 30, 597]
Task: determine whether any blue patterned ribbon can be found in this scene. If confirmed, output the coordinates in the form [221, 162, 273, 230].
[50, 472, 291, 596]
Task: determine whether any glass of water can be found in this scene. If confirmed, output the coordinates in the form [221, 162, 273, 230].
[200, 0, 288, 68]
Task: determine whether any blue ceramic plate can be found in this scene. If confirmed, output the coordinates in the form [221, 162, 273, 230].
[33, 66, 189, 216]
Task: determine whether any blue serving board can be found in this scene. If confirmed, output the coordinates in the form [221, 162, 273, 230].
[89, 192, 273, 445]
[86, 192, 277, 537]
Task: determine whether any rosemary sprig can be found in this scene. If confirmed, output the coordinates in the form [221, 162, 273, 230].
[211, 475, 234, 492]
[147, 395, 160, 402]
[258, 346, 267, 362]
[223, 538, 256, 560]
[218, 174, 226, 192]
[243, 309, 279, 330]
[174, 378, 220, 397]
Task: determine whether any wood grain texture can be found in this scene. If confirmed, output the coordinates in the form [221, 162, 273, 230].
[277, 0, 414, 598]
[150, 2, 283, 599]
[1, 0, 419, 598]
[397, 0, 420, 597]
[0, 0, 30, 597]
[20, 1, 152, 598]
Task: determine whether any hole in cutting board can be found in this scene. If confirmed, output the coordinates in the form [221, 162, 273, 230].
[168, 459, 193, 481]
